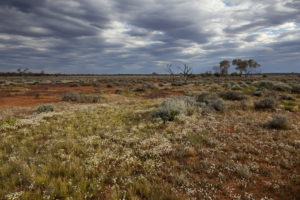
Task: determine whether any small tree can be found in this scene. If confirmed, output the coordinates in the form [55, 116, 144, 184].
[232, 59, 248, 75]
[246, 59, 261, 75]
[232, 59, 260, 76]
[177, 63, 193, 83]
[165, 64, 176, 83]
[219, 60, 230, 75]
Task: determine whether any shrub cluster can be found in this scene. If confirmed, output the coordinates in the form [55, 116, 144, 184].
[254, 98, 277, 110]
[219, 90, 246, 101]
[279, 94, 295, 101]
[266, 115, 289, 130]
[291, 84, 300, 94]
[151, 96, 195, 122]
[195, 92, 226, 113]
[254, 81, 291, 92]
[36, 104, 55, 113]
[62, 91, 100, 103]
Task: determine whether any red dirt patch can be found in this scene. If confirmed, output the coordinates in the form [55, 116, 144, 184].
[0, 96, 60, 108]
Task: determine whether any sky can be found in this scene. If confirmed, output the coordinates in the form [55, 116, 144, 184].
[0, 0, 299, 74]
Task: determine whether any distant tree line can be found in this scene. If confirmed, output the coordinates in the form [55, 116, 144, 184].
[212, 59, 261, 76]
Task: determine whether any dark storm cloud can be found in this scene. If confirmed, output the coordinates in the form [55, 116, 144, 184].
[0, 0, 299, 73]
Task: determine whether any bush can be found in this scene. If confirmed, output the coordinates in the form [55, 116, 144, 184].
[195, 92, 226, 113]
[266, 115, 289, 130]
[253, 90, 263, 97]
[291, 84, 300, 94]
[62, 91, 100, 103]
[279, 94, 295, 101]
[37, 104, 54, 113]
[254, 98, 277, 110]
[151, 96, 194, 122]
[254, 81, 291, 92]
[219, 90, 246, 101]
[143, 82, 157, 89]
[106, 84, 113, 88]
[62, 91, 81, 102]
[115, 89, 123, 94]
[272, 83, 291, 92]
[135, 87, 145, 92]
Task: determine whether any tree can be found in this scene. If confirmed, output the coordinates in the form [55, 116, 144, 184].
[232, 59, 248, 75]
[219, 60, 230, 75]
[232, 59, 261, 76]
[246, 59, 261, 75]
[165, 64, 176, 83]
[177, 63, 193, 83]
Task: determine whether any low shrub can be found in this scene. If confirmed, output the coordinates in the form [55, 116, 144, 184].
[272, 83, 291, 92]
[62, 91, 100, 103]
[254, 81, 291, 92]
[37, 104, 55, 113]
[115, 89, 123, 94]
[143, 82, 157, 89]
[62, 91, 81, 102]
[135, 87, 145, 92]
[291, 84, 300, 94]
[195, 92, 226, 113]
[266, 115, 289, 130]
[151, 96, 195, 122]
[254, 98, 277, 110]
[106, 84, 113, 88]
[253, 90, 263, 97]
[279, 94, 295, 101]
[219, 90, 246, 101]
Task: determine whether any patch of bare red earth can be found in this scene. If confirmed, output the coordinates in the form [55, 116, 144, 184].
[0, 84, 115, 108]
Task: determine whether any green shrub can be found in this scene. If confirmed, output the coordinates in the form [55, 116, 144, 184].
[254, 81, 291, 92]
[115, 89, 123, 94]
[151, 96, 194, 122]
[266, 115, 289, 130]
[62, 91, 100, 103]
[253, 90, 263, 97]
[62, 91, 81, 102]
[37, 104, 55, 113]
[254, 98, 277, 110]
[291, 84, 300, 94]
[279, 94, 295, 101]
[219, 90, 246, 101]
[195, 92, 226, 113]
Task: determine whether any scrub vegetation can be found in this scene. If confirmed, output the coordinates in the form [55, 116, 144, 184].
[0, 74, 299, 200]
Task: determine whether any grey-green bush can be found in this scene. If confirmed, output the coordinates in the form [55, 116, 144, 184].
[291, 84, 300, 94]
[62, 91, 81, 102]
[151, 96, 195, 122]
[266, 115, 289, 130]
[254, 98, 277, 110]
[195, 92, 226, 113]
[219, 90, 246, 101]
[37, 104, 54, 113]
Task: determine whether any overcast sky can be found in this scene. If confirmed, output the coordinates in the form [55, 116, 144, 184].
[0, 0, 299, 74]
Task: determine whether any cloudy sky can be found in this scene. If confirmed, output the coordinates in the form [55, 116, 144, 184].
[0, 0, 299, 74]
